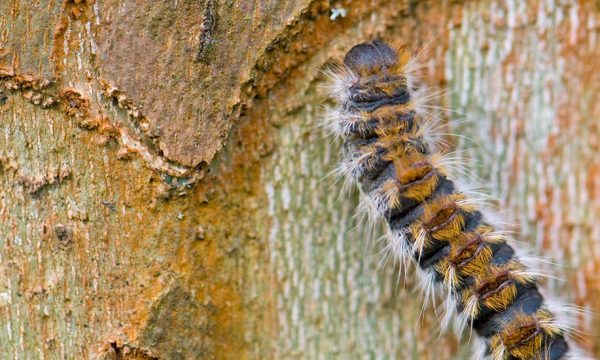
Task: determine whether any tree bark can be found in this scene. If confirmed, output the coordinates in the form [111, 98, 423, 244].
[0, 0, 598, 359]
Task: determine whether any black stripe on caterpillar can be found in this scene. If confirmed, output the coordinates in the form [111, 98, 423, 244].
[323, 39, 592, 360]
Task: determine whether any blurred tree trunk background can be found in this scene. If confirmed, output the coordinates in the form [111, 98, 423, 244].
[1, 0, 599, 359]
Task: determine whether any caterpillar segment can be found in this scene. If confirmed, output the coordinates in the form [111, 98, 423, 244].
[325, 39, 582, 360]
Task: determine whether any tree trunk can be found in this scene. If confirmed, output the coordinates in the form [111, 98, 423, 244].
[0, 0, 598, 359]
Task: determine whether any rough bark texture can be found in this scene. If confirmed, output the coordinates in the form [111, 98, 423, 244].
[0, 0, 598, 359]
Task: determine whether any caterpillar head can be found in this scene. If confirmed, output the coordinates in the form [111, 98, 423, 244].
[343, 39, 409, 112]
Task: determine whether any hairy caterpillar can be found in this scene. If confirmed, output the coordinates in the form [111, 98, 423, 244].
[323, 39, 591, 360]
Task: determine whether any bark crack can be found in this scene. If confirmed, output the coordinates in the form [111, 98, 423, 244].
[1, 51, 205, 188]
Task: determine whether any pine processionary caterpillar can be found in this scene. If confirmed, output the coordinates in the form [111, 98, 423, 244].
[323, 39, 592, 360]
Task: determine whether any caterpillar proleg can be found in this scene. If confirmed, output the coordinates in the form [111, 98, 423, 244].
[323, 39, 591, 360]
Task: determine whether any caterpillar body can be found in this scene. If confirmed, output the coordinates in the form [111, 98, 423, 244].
[324, 40, 590, 360]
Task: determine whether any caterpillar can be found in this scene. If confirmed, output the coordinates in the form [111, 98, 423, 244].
[323, 39, 591, 360]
